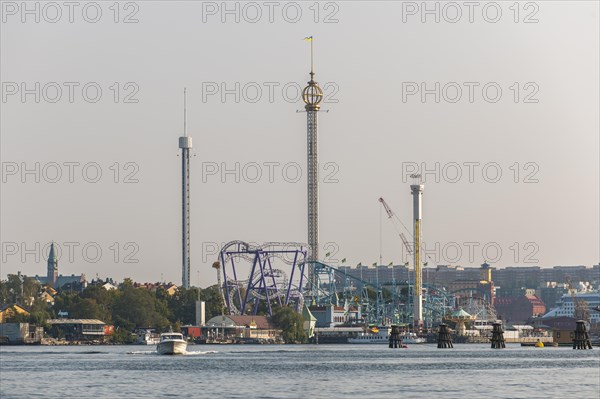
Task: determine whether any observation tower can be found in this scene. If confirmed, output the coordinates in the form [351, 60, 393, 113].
[179, 89, 192, 289]
[302, 36, 324, 294]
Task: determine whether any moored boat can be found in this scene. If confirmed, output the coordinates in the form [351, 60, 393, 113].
[135, 329, 160, 345]
[399, 332, 426, 344]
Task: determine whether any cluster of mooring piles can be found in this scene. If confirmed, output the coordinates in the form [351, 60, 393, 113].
[573, 320, 593, 350]
[390, 319, 594, 350]
[437, 324, 453, 348]
[490, 322, 506, 349]
[389, 325, 402, 348]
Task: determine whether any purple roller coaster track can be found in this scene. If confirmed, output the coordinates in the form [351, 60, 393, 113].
[217, 241, 309, 317]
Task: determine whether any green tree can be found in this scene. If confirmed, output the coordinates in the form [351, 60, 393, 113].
[154, 287, 171, 322]
[28, 298, 52, 325]
[120, 278, 134, 289]
[4, 274, 24, 304]
[53, 292, 82, 318]
[271, 306, 306, 344]
[0, 280, 10, 304]
[22, 277, 41, 304]
[110, 325, 135, 344]
[68, 298, 103, 319]
[112, 286, 169, 329]
[167, 287, 201, 325]
[80, 285, 115, 322]
[200, 285, 224, 320]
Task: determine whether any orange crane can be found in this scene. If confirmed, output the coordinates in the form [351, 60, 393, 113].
[378, 197, 434, 266]
[378, 197, 413, 255]
[566, 277, 589, 321]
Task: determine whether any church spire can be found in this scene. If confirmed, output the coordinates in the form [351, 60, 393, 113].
[48, 242, 57, 265]
[47, 242, 58, 288]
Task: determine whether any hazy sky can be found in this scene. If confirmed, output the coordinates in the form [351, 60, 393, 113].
[1, 1, 598, 287]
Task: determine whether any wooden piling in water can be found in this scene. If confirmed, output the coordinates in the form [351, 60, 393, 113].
[572, 320, 593, 349]
[437, 323, 453, 348]
[389, 325, 403, 348]
[490, 322, 506, 349]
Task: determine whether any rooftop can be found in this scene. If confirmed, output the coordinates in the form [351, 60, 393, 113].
[47, 319, 106, 325]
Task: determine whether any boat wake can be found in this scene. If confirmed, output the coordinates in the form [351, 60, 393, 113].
[183, 350, 218, 355]
[126, 350, 218, 356]
[127, 350, 156, 355]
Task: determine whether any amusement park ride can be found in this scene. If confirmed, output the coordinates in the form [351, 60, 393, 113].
[210, 238, 488, 329]
[210, 191, 499, 329]
[213, 241, 308, 316]
[205, 38, 497, 331]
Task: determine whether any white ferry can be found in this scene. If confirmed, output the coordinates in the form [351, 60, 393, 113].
[347, 327, 390, 344]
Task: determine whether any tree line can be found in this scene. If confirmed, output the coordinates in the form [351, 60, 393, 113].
[0, 276, 224, 343]
[1, 275, 308, 343]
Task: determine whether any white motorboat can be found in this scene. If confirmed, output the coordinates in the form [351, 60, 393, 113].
[156, 332, 187, 355]
[348, 327, 390, 344]
[399, 332, 426, 344]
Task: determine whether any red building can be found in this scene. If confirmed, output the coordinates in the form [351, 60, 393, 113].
[181, 326, 201, 339]
[494, 295, 546, 324]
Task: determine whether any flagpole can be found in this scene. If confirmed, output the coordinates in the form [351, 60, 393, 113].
[379, 201, 383, 266]
[310, 38, 314, 78]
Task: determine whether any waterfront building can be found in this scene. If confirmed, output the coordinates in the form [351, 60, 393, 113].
[0, 323, 43, 344]
[0, 304, 30, 323]
[202, 315, 281, 343]
[180, 326, 201, 340]
[47, 319, 110, 341]
[533, 316, 578, 344]
[309, 304, 361, 328]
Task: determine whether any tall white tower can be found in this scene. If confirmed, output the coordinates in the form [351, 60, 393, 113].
[179, 89, 192, 289]
[411, 180, 424, 327]
[302, 37, 323, 293]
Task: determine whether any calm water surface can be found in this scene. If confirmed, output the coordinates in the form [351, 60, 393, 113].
[1, 344, 599, 398]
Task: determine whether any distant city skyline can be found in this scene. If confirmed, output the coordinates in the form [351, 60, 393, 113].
[2, 2, 599, 287]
